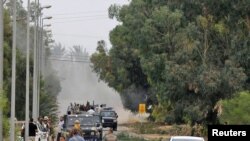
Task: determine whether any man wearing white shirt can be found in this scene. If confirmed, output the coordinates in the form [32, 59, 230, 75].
[87, 107, 95, 114]
[57, 116, 64, 141]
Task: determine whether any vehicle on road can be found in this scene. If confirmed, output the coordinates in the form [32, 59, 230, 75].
[100, 109, 118, 131]
[62, 113, 103, 141]
[169, 136, 205, 141]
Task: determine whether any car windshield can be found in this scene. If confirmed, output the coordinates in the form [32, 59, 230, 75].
[93, 115, 101, 123]
[172, 139, 204, 141]
[67, 116, 94, 126]
[100, 111, 116, 117]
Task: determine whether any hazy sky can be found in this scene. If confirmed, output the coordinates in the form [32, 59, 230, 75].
[26, 0, 130, 54]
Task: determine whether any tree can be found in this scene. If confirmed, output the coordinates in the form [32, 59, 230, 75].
[0, 90, 9, 137]
[49, 43, 66, 57]
[91, 0, 249, 124]
[219, 91, 250, 124]
[90, 40, 151, 112]
[70, 45, 89, 61]
[39, 79, 59, 123]
[2, 1, 61, 123]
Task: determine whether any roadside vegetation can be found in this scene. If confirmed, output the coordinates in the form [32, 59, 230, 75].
[117, 132, 155, 141]
[218, 91, 250, 124]
[0, 90, 9, 137]
[0, 1, 61, 138]
[122, 122, 206, 136]
[91, 0, 250, 130]
[1, 0, 249, 139]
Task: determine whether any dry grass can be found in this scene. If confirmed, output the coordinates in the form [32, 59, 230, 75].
[119, 122, 207, 141]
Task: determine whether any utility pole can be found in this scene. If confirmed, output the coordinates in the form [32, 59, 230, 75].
[33, 0, 38, 120]
[0, 0, 4, 140]
[25, 0, 30, 141]
[37, 16, 41, 117]
[36, 12, 40, 118]
[10, 0, 17, 140]
[37, 4, 51, 118]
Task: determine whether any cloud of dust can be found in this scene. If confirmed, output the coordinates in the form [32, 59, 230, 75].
[50, 55, 132, 123]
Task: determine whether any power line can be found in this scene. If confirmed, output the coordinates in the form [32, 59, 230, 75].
[49, 56, 90, 60]
[51, 10, 107, 16]
[47, 54, 91, 60]
[35, 53, 91, 58]
[52, 17, 110, 23]
[53, 33, 105, 38]
[54, 14, 107, 20]
[48, 58, 91, 63]
[48, 53, 89, 56]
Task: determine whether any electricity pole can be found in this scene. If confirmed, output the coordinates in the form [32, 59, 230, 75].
[10, 0, 17, 140]
[25, 0, 30, 141]
[33, 0, 38, 120]
[0, 0, 4, 140]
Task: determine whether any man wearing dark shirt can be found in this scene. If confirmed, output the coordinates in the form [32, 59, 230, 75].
[29, 118, 37, 141]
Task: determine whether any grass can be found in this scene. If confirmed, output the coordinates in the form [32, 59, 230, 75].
[120, 122, 207, 140]
[121, 122, 160, 134]
[117, 133, 162, 141]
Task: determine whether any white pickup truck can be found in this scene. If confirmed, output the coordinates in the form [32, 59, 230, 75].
[170, 136, 205, 141]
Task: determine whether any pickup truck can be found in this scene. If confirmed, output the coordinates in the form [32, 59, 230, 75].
[62, 113, 103, 141]
[170, 136, 205, 141]
[100, 109, 118, 131]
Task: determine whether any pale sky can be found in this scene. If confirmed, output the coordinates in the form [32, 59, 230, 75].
[24, 0, 130, 54]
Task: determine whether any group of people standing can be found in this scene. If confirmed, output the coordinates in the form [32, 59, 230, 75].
[21, 115, 52, 141]
[67, 102, 106, 115]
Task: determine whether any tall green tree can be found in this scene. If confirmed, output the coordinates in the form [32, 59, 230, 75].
[2, 1, 61, 123]
[91, 39, 150, 112]
[91, 0, 249, 124]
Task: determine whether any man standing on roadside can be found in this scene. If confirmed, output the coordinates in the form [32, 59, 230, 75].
[29, 118, 38, 141]
[57, 116, 64, 141]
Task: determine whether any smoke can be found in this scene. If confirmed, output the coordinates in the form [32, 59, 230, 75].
[120, 85, 148, 112]
[16, 22, 35, 54]
[48, 47, 132, 123]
